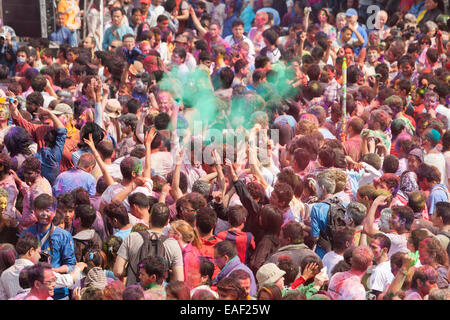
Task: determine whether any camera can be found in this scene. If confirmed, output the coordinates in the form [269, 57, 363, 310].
[39, 252, 51, 263]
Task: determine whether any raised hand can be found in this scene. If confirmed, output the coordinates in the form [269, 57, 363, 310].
[302, 262, 319, 281]
[83, 133, 96, 151]
[144, 127, 157, 149]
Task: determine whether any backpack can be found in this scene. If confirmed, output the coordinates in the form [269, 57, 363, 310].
[129, 231, 169, 280]
[73, 231, 103, 262]
[317, 198, 348, 253]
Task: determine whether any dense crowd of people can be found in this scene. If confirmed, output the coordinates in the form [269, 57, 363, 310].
[0, 0, 449, 301]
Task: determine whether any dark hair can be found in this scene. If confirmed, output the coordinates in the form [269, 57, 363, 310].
[140, 256, 168, 284]
[257, 283, 283, 300]
[416, 163, 441, 184]
[435, 202, 450, 225]
[26, 262, 53, 287]
[260, 204, 283, 235]
[219, 67, 234, 89]
[166, 280, 191, 300]
[383, 155, 399, 174]
[227, 205, 248, 227]
[154, 112, 170, 130]
[347, 65, 360, 84]
[231, 19, 244, 29]
[75, 204, 97, 229]
[195, 207, 217, 235]
[217, 277, 246, 300]
[128, 192, 149, 209]
[126, 98, 140, 114]
[277, 256, 298, 287]
[78, 122, 105, 151]
[15, 233, 39, 256]
[272, 183, 293, 208]
[102, 236, 123, 270]
[96, 140, 114, 159]
[372, 233, 392, 251]
[71, 187, 91, 206]
[281, 221, 304, 244]
[214, 240, 237, 259]
[332, 226, 355, 252]
[292, 148, 310, 171]
[104, 202, 129, 227]
[4, 127, 33, 157]
[391, 206, 415, 231]
[34, 193, 56, 211]
[307, 64, 321, 81]
[150, 203, 170, 228]
[167, 170, 188, 193]
[199, 257, 215, 285]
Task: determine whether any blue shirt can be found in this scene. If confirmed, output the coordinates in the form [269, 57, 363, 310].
[52, 167, 97, 197]
[49, 26, 76, 46]
[310, 202, 331, 259]
[20, 224, 76, 299]
[103, 24, 134, 50]
[34, 127, 67, 185]
[240, 5, 256, 34]
[352, 24, 368, 56]
[114, 228, 133, 241]
[427, 184, 449, 216]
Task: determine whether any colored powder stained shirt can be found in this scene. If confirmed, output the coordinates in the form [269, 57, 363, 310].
[217, 229, 255, 265]
[18, 176, 53, 230]
[0, 175, 19, 221]
[52, 168, 97, 197]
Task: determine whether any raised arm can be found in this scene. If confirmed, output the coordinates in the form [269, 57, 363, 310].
[363, 195, 388, 238]
[143, 127, 157, 179]
[84, 133, 115, 186]
[171, 149, 184, 200]
[189, 6, 207, 38]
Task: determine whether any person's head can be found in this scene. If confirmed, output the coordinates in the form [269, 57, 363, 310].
[217, 276, 247, 300]
[231, 19, 245, 40]
[408, 149, 424, 172]
[33, 193, 57, 226]
[416, 163, 441, 190]
[122, 34, 136, 51]
[259, 204, 283, 236]
[177, 192, 207, 225]
[257, 283, 283, 300]
[411, 265, 438, 296]
[270, 183, 294, 210]
[171, 46, 186, 65]
[195, 207, 217, 236]
[390, 206, 415, 233]
[433, 201, 450, 228]
[77, 153, 96, 174]
[418, 237, 449, 267]
[122, 285, 145, 300]
[332, 226, 355, 254]
[345, 202, 367, 227]
[279, 221, 304, 247]
[214, 240, 237, 270]
[26, 262, 56, 297]
[139, 256, 168, 286]
[165, 280, 191, 300]
[104, 202, 129, 229]
[407, 190, 427, 214]
[131, 8, 143, 26]
[350, 245, 374, 272]
[74, 204, 97, 230]
[102, 235, 122, 270]
[228, 269, 252, 297]
[227, 205, 248, 228]
[369, 233, 391, 262]
[292, 148, 310, 172]
[110, 7, 124, 27]
[4, 126, 33, 159]
[150, 202, 170, 228]
[128, 192, 149, 221]
[0, 243, 16, 275]
[16, 46, 30, 65]
[120, 156, 143, 181]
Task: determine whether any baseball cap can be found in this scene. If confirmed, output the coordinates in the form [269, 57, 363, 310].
[51, 103, 73, 115]
[346, 8, 358, 17]
[426, 128, 441, 144]
[256, 263, 286, 286]
[104, 99, 122, 118]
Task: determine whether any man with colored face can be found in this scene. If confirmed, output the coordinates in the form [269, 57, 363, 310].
[20, 193, 76, 300]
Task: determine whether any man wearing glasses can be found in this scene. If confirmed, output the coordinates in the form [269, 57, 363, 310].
[22, 263, 57, 300]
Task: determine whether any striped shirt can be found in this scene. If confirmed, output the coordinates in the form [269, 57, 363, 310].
[217, 229, 255, 264]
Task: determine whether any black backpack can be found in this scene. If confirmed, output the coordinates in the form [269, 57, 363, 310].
[317, 198, 348, 253]
[129, 231, 169, 280]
